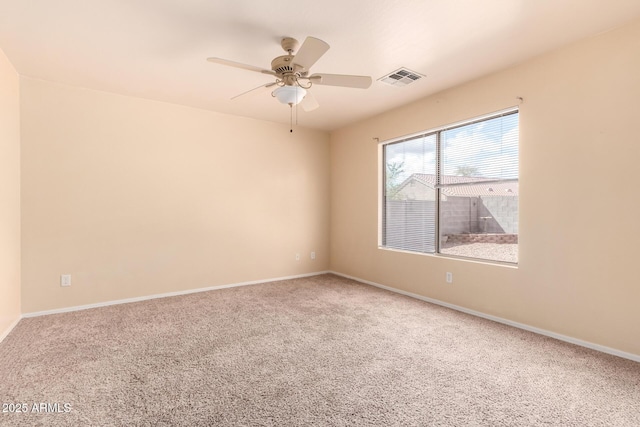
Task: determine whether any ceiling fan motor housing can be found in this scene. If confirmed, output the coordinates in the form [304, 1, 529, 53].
[271, 55, 302, 76]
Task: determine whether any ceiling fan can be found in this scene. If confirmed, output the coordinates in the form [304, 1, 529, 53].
[207, 36, 372, 112]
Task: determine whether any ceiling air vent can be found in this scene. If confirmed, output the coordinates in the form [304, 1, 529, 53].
[378, 68, 424, 87]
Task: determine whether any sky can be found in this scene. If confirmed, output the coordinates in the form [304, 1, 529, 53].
[384, 112, 519, 185]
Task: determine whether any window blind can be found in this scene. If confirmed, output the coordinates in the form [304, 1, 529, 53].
[381, 109, 519, 263]
[383, 134, 437, 253]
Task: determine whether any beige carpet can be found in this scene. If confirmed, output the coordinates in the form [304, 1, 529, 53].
[1, 274, 639, 426]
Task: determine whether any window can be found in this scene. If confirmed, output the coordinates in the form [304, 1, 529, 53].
[381, 109, 519, 264]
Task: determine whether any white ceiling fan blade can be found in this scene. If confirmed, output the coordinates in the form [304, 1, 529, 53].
[207, 57, 275, 75]
[301, 90, 319, 112]
[310, 73, 372, 89]
[231, 82, 278, 100]
[292, 37, 330, 70]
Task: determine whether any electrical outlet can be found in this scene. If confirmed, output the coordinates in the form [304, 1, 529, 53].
[446, 272, 453, 284]
[295, 253, 300, 261]
[310, 251, 316, 260]
[61, 274, 72, 287]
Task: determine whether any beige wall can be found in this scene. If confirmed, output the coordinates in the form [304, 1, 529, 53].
[0, 48, 21, 337]
[20, 78, 330, 313]
[330, 19, 640, 356]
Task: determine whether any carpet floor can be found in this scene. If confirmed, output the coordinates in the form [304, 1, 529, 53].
[1, 274, 639, 426]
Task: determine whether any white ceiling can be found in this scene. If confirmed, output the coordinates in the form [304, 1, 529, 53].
[1, 1, 640, 131]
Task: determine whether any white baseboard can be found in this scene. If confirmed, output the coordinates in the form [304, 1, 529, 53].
[22, 271, 330, 318]
[330, 271, 640, 363]
[0, 316, 21, 344]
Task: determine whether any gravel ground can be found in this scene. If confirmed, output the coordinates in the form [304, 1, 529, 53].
[441, 242, 518, 263]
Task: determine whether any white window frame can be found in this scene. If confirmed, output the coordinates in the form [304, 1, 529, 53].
[378, 107, 519, 265]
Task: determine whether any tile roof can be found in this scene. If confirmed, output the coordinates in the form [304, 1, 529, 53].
[401, 173, 518, 197]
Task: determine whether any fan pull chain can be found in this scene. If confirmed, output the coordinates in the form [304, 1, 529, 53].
[289, 103, 293, 133]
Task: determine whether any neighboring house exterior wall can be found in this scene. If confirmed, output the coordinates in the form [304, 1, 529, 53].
[396, 180, 437, 201]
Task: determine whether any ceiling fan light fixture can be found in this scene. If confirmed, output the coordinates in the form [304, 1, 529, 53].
[273, 85, 307, 105]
